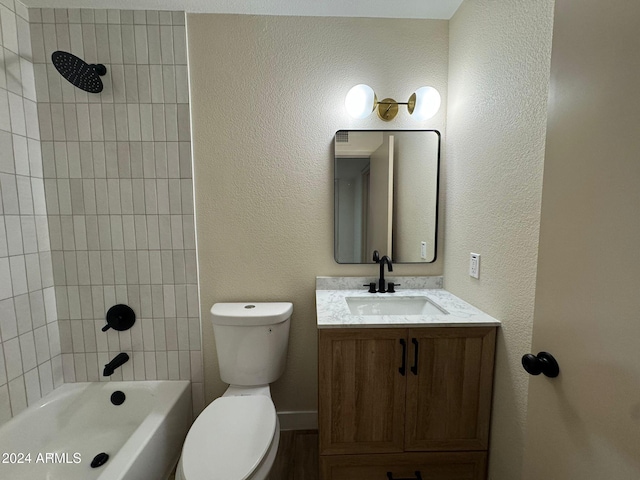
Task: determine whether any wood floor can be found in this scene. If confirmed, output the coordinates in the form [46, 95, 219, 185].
[271, 430, 319, 480]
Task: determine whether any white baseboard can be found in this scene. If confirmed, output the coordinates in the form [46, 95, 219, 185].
[277, 410, 318, 431]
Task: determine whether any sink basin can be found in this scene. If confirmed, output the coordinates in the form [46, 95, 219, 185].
[345, 296, 448, 316]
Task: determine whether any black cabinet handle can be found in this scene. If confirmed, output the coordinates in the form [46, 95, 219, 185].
[410, 338, 419, 375]
[522, 352, 560, 378]
[399, 339, 407, 376]
[387, 472, 423, 480]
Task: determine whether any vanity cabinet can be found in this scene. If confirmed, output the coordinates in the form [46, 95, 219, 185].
[318, 327, 496, 480]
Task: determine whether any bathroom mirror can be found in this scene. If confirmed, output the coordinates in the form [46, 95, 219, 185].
[334, 130, 440, 263]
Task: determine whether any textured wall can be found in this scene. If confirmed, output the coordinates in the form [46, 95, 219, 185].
[0, 0, 60, 425]
[27, 7, 203, 414]
[445, 1, 554, 478]
[187, 14, 448, 412]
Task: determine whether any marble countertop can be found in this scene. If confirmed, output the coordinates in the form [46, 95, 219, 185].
[316, 277, 501, 329]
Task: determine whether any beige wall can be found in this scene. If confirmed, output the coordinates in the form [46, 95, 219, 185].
[445, 1, 554, 478]
[187, 14, 448, 411]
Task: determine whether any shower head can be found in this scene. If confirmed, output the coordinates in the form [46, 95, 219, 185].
[51, 51, 107, 93]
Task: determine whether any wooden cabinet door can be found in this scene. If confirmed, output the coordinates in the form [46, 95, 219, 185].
[319, 328, 407, 455]
[404, 327, 496, 451]
[320, 451, 487, 480]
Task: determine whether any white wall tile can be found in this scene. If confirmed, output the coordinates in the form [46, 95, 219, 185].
[38, 251, 53, 288]
[164, 104, 178, 142]
[0, 8, 201, 418]
[95, 24, 110, 63]
[144, 351, 156, 379]
[23, 367, 40, 405]
[18, 331, 36, 371]
[38, 361, 53, 397]
[8, 376, 27, 415]
[133, 10, 146, 25]
[16, 16, 32, 60]
[72, 353, 86, 381]
[98, 105, 114, 142]
[110, 64, 126, 103]
[8, 92, 26, 135]
[20, 58, 36, 101]
[61, 353, 75, 382]
[0, 343, 6, 385]
[27, 141, 43, 178]
[4, 337, 22, 380]
[24, 252, 41, 290]
[133, 25, 148, 64]
[0, 298, 18, 340]
[167, 350, 179, 380]
[9, 255, 27, 295]
[53, 141, 68, 178]
[147, 25, 161, 64]
[160, 26, 174, 64]
[173, 25, 186, 64]
[1, 5, 20, 54]
[29, 290, 45, 329]
[149, 65, 164, 104]
[33, 324, 49, 364]
[159, 10, 173, 26]
[0, 90, 10, 132]
[0, 385, 11, 423]
[139, 130, 153, 161]
[178, 349, 190, 380]
[155, 350, 167, 379]
[0, 131, 14, 173]
[50, 104, 65, 141]
[14, 293, 31, 335]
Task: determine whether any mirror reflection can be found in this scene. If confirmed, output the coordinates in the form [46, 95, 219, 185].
[334, 130, 440, 264]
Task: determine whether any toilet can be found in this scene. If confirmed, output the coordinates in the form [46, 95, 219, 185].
[176, 302, 293, 480]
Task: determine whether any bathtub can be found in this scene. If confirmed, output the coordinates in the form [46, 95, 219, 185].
[0, 380, 191, 480]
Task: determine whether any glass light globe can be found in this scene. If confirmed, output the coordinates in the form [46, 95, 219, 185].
[345, 84, 376, 119]
[411, 86, 441, 120]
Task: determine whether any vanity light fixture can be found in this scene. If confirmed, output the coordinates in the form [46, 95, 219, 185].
[345, 84, 441, 121]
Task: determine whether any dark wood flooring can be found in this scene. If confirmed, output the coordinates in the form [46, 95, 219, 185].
[271, 430, 319, 480]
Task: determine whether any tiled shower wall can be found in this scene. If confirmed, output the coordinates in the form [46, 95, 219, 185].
[28, 7, 204, 412]
[0, 0, 61, 423]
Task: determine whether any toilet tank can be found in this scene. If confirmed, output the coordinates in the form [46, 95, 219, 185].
[211, 302, 292, 386]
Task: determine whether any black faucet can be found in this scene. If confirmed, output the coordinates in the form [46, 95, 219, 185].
[103, 352, 129, 376]
[372, 250, 393, 293]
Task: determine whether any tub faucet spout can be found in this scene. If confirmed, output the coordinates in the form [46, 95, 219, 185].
[103, 352, 129, 376]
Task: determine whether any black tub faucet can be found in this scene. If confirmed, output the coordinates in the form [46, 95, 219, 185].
[103, 352, 129, 376]
[372, 250, 393, 293]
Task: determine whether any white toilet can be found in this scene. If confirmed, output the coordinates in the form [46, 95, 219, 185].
[176, 302, 293, 480]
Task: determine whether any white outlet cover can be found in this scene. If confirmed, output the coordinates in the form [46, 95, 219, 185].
[470, 253, 480, 279]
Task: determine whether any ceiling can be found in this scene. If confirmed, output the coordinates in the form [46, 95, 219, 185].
[21, 0, 464, 19]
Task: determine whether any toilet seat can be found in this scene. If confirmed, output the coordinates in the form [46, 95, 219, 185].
[180, 395, 277, 480]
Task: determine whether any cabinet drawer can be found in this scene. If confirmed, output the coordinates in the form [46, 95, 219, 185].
[320, 452, 487, 480]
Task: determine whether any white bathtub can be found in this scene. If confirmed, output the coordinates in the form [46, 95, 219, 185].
[0, 381, 191, 480]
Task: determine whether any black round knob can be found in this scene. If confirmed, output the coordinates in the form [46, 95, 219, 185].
[102, 304, 136, 332]
[522, 352, 559, 378]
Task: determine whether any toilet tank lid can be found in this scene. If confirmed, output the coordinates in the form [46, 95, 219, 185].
[211, 302, 293, 326]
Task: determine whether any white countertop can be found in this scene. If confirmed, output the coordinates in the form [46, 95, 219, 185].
[316, 277, 501, 329]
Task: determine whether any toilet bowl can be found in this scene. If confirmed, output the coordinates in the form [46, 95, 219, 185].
[176, 302, 293, 480]
[176, 389, 279, 480]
